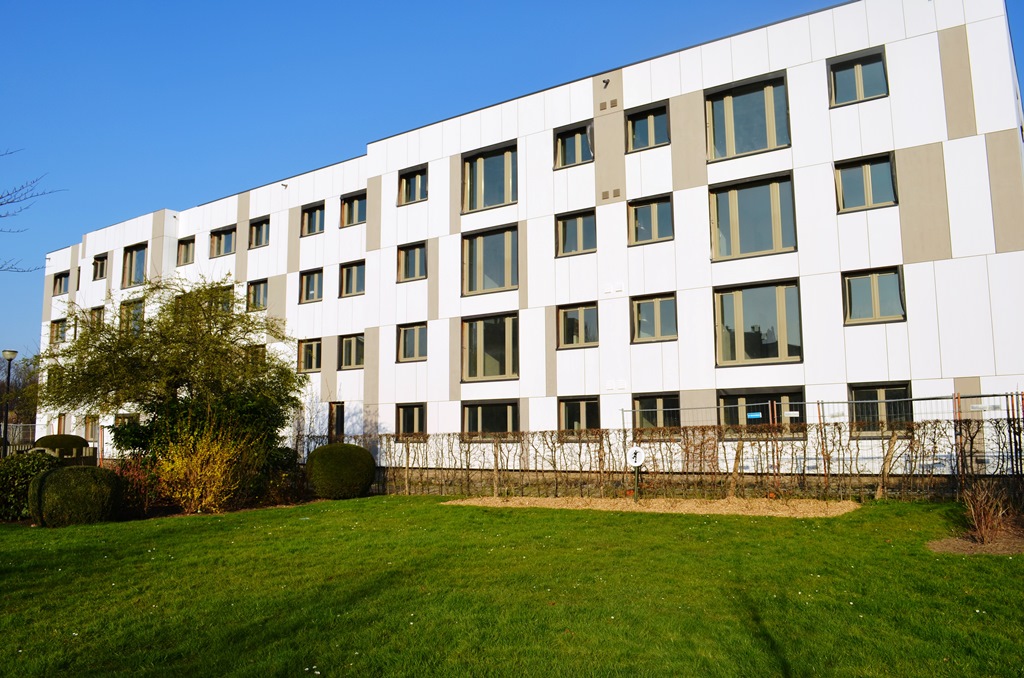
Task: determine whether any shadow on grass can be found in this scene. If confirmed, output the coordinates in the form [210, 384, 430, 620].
[732, 585, 793, 678]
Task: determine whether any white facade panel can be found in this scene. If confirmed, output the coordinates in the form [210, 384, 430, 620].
[794, 164, 841, 276]
[934, 257, 996, 378]
[902, 0, 938, 38]
[832, 2, 871, 55]
[987, 251, 1024, 376]
[800, 272, 847, 385]
[887, 34, 947, 150]
[788, 62, 833, 169]
[943, 137, 996, 258]
[701, 39, 733, 90]
[968, 17, 1018, 135]
[767, 17, 813, 72]
[731, 28, 770, 83]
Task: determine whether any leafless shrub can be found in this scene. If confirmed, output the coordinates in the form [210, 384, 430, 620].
[962, 479, 1010, 544]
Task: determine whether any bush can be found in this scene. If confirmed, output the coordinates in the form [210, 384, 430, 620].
[156, 426, 263, 513]
[306, 443, 375, 499]
[0, 452, 62, 521]
[33, 434, 90, 453]
[28, 466, 124, 527]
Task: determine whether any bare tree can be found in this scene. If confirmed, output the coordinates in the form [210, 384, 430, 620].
[1, 149, 59, 272]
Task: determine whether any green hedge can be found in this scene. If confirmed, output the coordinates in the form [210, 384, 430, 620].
[306, 444, 375, 500]
[29, 466, 124, 527]
[34, 434, 90, 452]
[0, 452, 62, 521]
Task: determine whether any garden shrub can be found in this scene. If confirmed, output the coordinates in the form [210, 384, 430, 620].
[0, 451, 62, 521]
[306, 443, 375, 499]
[28, 466, 124, 527]
[33, 434, 90, 454]
[156, 426, 262, 513]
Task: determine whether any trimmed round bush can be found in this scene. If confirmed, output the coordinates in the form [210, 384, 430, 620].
[29, 466, 124, 527]
[0, 451, 62, 521]
[306, 443, 375, 499]
[34, 434, 90, 453]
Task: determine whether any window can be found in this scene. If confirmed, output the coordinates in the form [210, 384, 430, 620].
[49, 319, 67, 344]
[712, 176, 795, 259]
[555, 125, 593, 168]
[719, 390, 806, 435]
[716, 283, 802, 365]
[558, 303, 599, 348]
[298, 339, 322, 373]
[462, 401, 519, 439]
[84, 416, 100, 442]
[463, 314, 518, 381]
[831, 53, 888, 106]
[628, 196, 673, 245]
[56, 414, 66, 435]
[399, 167, 428, 205]
[850, 383, 912, 434]
[836, 156, 896, 211]
[463, 226, 517, 294]
[339, 334, 365, 370]
[299, 269, 323, 303]
[210, 227, 236, 258]
[556, 211, 596, 256]
[340, 261, 366, 297]
[708, 78, 790, 159]
[633, 393, 681, 429]
[632, 294, 677, 343]
[247, 280, 268, 311]
[249, 218, 270, 248]
[559, 397, 601, 432]
[844, 269, 905, 325]
[397, 403, 426, 438]
[177, 238, 195, 266]
[52, 271, 69, 296]
[302, 203, 325, 236]
[627, 106, 669, 152]
[92, 255, 107, 281]
[122, 243, 147, 288]
[463, 145, 517, 212]
[341, 193, 367, 227]
[328, 402, 345, 444]
[76, 267, 81, 292]
[113, 413, 139, 429]
[398, 243, 427, 282]
[88, 306, 105, 327]
[398, 323, 428, 362]
[120, 299, 144, 334]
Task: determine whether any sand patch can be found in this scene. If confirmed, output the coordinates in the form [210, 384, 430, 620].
[444, 496, 861, 518]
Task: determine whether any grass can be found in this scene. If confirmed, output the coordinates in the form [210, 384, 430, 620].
[1, 498, 1022, 677]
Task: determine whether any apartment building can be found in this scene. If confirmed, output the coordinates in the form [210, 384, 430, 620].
[40, 0, 1024, 457]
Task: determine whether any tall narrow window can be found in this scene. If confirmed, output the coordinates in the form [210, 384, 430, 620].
[463, 314, 518, 381]
[398, 243, 427, 282]
[341, 192, 367, 227]
[210, 227, 236, 258]
[558, 303, 599, 348]
[628, 196, 673, 245]
[463, 227, 518, 294]
[339, 334, 365, 369]
[122, 243, 147, 288]
[328, 402, 345, 443]
[340, 261, 366, 297]
[711, 176, 796, 260]
[836, 156, 896, 212]
[708, 78, 790, 159]
[249, 218, 270, 248]
[92, 254, 107, 281]
[398, 323, 428, 362]
[716, 283, 802, 365]
[462, 401, 519, 439]
[556, 211, 596, 256]
[52, 271, 70, 296]
[831, 53, 888, 106]
[555, 125, 593, 168]
[246, 279, 268, 311]
[302, 203, 325, 236]
[463, 145, 517, 212]
[397, 403, 427, 437]
[399, 167, 428, 205]
[632, 294, 677, 343]
[177, 238, 195, 266]
[298, 339, 322, 373]
[299, 269, 323, 303]
[84, 416, 100, 442]
[627, 106, 669, 152]
[559, 397, 601, 432]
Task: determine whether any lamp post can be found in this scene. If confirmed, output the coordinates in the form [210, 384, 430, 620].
[2, 349, 17, 458]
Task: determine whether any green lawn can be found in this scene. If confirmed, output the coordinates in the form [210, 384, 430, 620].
[1, 498, 1021, 677]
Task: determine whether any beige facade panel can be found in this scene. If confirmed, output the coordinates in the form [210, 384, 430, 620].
[593, 70, 623, 118]
[449, 155, 462, 234]
[986, 129, 1024, 253]
[545, 305, 557, 397]
[363, 326, 380, 414]
[150, 210, 168, 281]
[366, 175, 382, 251]
[427, 237, 439, 321]
[895, 143, 952, 264]
[449, 317, 461, 402]
[235, 191, 251, 282]
[593, 70, 627, 207]
[67, 244, 80, 305]
[519, 397, 530, 433]
[938, 26, 977, 141]
[680, 388, 716, 413]
[286, 208, 301, 273]
[265, 274, 288, 320]
[320, 337, 338, 402]
[42, 273, 52, 323]
[670, 92, 709, 190]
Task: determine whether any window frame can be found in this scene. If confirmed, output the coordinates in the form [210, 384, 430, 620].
[554, 123, 594, 169]
[628, 195, 674, 245]
[209, 226, 237, 258]
[396, 403, 427, 439]
[328, 402, 345, 444]
[710, 175, 796, 261]
[626, 104, 670, 152]
[398, 323, 428, 363]
[631, 294, 678, 344]
[462, 144, 518, 213]
[849, 383, 913, 436]
[246, 279, 268, 312]
[842, 268, 906, 325]
[829, 51, 888, 108]
[632, 393, 681, 432]
[84, 415, 100, 443]
[558, 397, 602, 434]
[298, 338, 322, 373]
[462, 313, 519, 382]
[558, 303, 599, 349]
[340, 261, 366, 298]
[49, 319, 67, 344]
[92, 255, 107, 281]
[707, 77, 790, 160]
[339, 334, 365, 370]
[462, 225, 518, 295]
[556, 210, 597, 257]
[397, 242, 427, 283]
[52, 271, 70, 296]
[398, 167, 428, 206]
[121, 243, 147, 288]
[248, 217, 270, 249]
[176, 238, 195, 267]
[461, 401, 520, 441]
[299, 268, 323, 304]
[715, 282, 802, 366]
[835, 155, 897, 212]
[119, 299, 144, 334]
[301, 203, 326, 236]
[718, 389, 807, 439]
[340, 192, 367, 227]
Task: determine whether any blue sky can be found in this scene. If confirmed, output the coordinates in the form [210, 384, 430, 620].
[1, 0, 1021, 357]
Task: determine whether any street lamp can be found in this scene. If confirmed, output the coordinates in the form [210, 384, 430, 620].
[2, 349, 17, 458]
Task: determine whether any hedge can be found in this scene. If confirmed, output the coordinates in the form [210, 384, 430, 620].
[306, 443, 375, 499]
[29, 466, 124, 527]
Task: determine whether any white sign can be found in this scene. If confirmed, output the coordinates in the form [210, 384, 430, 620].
[627, 446, 645, 468]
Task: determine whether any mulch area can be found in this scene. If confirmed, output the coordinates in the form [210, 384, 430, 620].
[444, 496, 861, 518]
